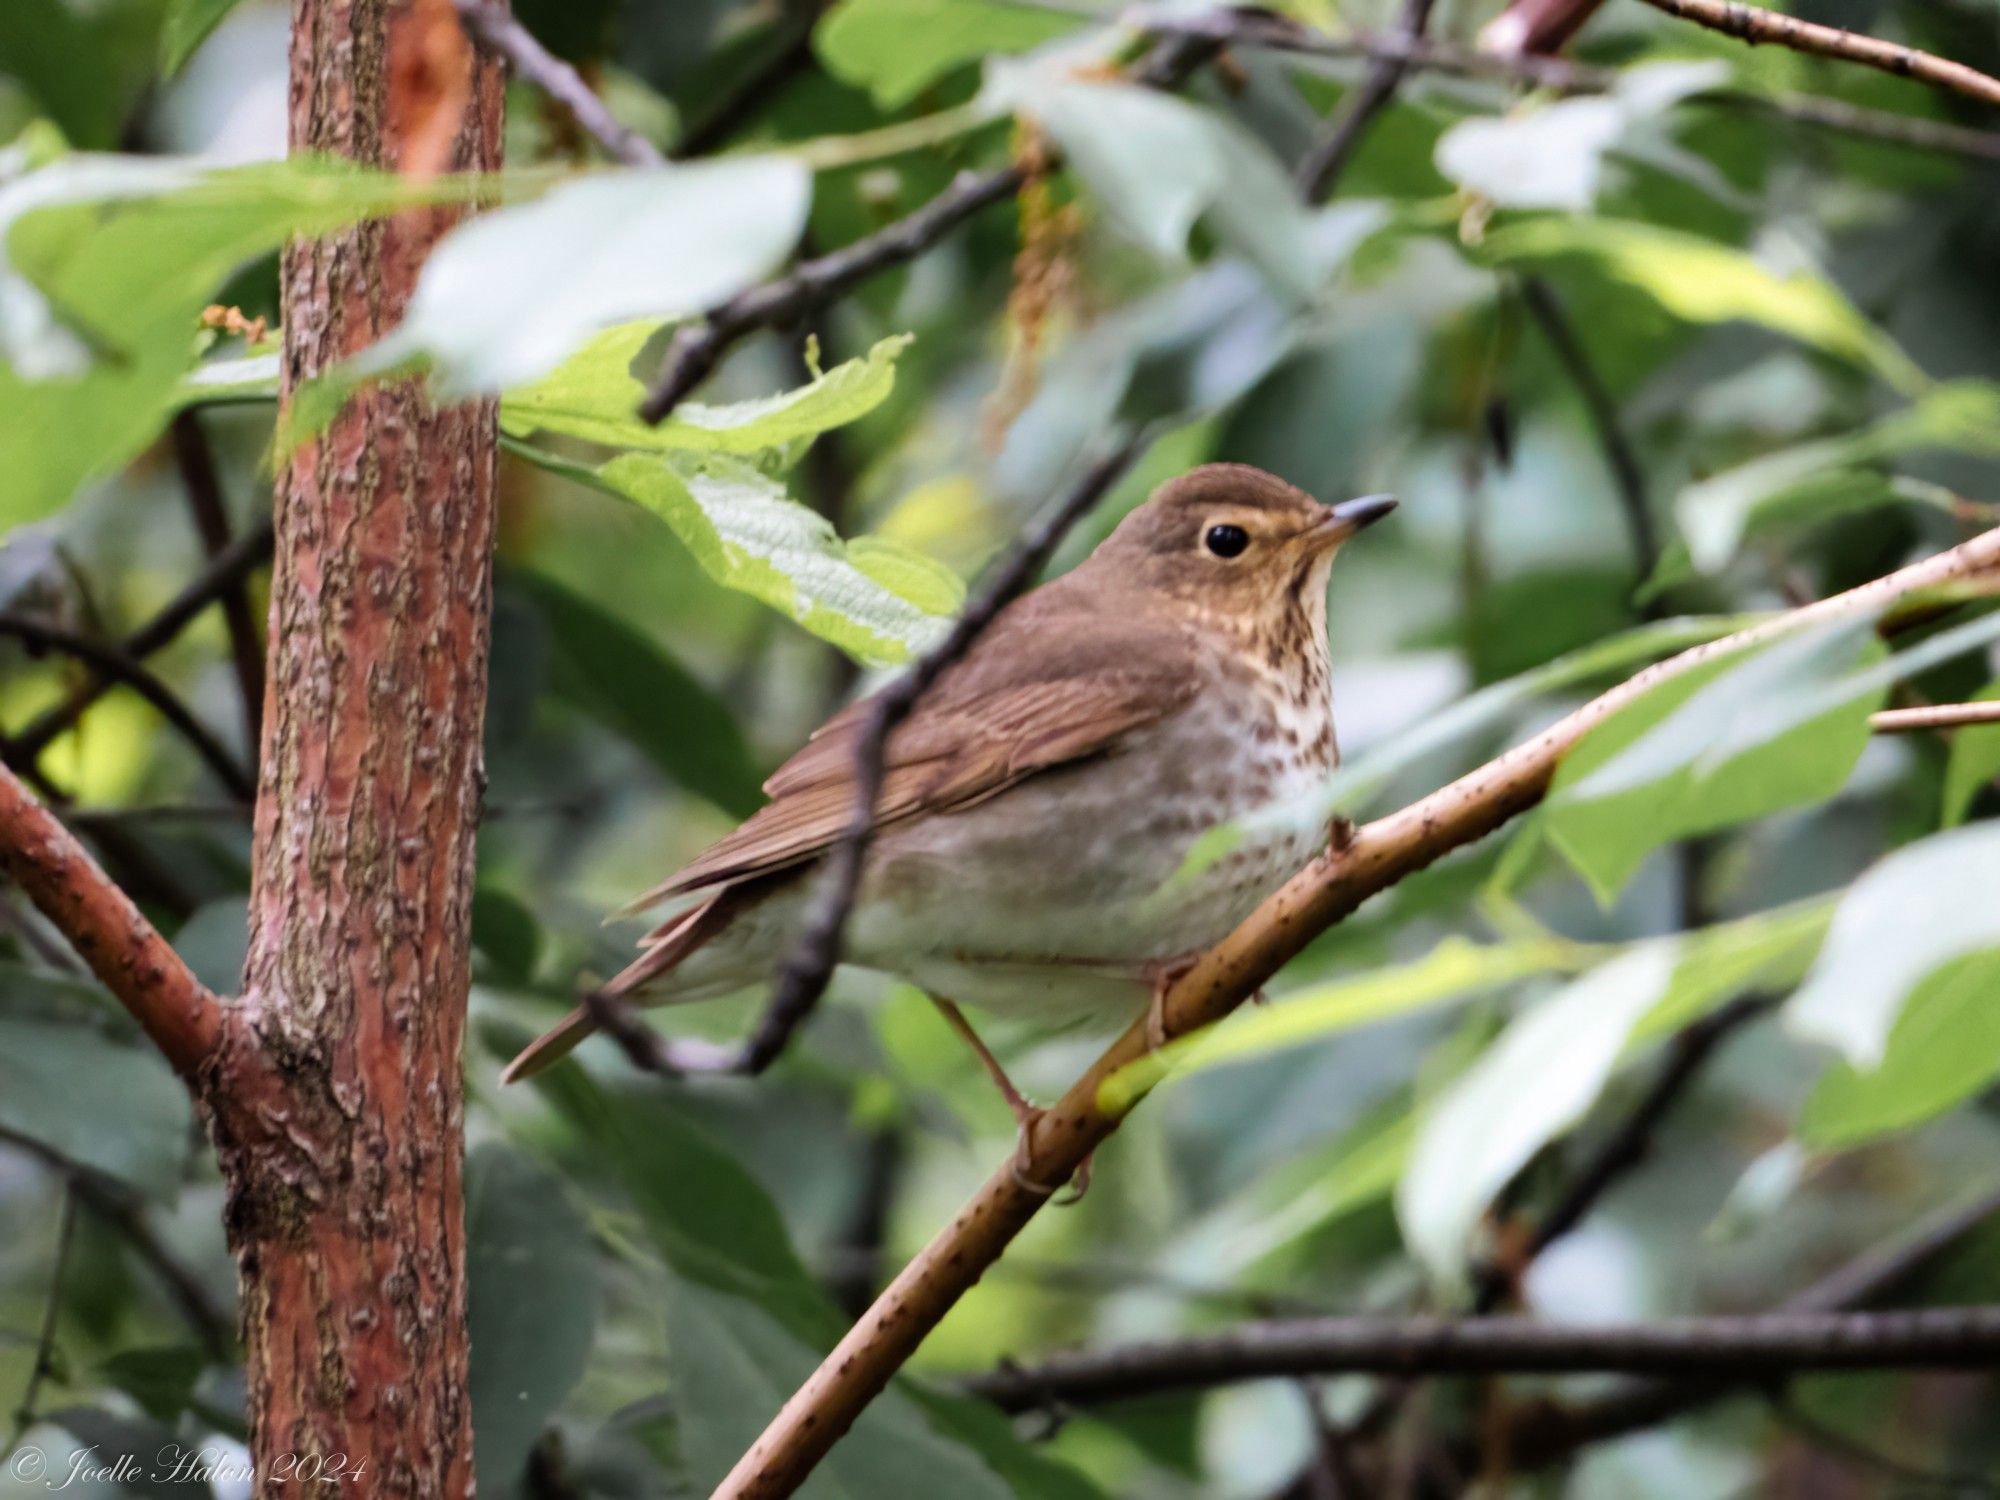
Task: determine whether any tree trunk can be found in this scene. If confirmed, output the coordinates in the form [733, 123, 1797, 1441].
[203, 1, 501, 1493]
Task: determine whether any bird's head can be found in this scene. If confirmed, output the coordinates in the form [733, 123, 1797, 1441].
[1083, 463, 1394, 634]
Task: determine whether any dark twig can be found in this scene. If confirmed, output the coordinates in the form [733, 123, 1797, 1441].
[964, 1306, 2000, 1409]
[11, 516, 274, 764]
[0, 615, 255, 799]
[628, 433, 1149, 1076]
[1471, 993, 1772, 1312]
[5, 1184, 78, 1456]
[1294, 0, 1439, 201]
[451, 0, 665, 167]
[676, 7, 821, 158]
[169, 412, 265, 761]
[1519, 276, 1659, 586]
[0, 1124, 232, 1360]
[638, 34, 1217, 425]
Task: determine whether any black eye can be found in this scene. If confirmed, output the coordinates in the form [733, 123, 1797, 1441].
[1204, 524, 1249, 559]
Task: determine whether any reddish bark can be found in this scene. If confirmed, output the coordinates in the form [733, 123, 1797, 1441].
[198, 1, 503, 1494]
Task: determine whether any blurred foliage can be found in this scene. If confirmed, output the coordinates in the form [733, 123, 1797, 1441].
[6, 0, 2000, 1495]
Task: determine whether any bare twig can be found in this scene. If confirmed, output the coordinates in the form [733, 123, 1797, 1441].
[676, 7, 820, 158]
[1633, 0, 2000, 109]
[1519, 277, 1659, 585]
[169, 412, 264, 760]
[631, 432, 1149, 1077]
[1871, 701, 2000, 733]
[1294, 0, 1438, 201]
[637, 34, 1217, 425]
[964, 1306, 2000, 1407]
[709, 525, 2000, 1500]
[0, 763, 224, 1077]
[0, 614, 256, 800]
[10, 516, 274, 764]
[4, 1184, 78, 1458]
[451, 0, 665, 167]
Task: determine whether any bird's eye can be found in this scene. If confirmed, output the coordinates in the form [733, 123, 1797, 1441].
[1204, 524, 1249, 559]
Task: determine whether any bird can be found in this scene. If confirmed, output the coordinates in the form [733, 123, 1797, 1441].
[502, 464, 1393, 1175]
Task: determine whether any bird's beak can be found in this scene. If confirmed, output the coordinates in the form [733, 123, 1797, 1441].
[1302, 494, 1397, 550]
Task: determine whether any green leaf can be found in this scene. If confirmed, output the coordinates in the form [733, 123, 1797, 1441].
[96, 1346, 205, 1424]
[516, 570, 764, 816]
[466, 1143, 600, 1495]
[1786, 822, 2000, 1067]
[1676, 381, 2000, 571]
[471, 884, 545, 985]
[500, 328, 911, 455]
[987, 67, 1326, 302]
[1479, 217, 1924, 392]
[1542, 617, 1885, 903]
[1099, 937, 1581, 1113]
[0, 998, 192, 1197]
[358, 158, 812, 395]
[1400, 944, 1681, 1282]
[1942, 680, 2000, 826]
[579, 450, 956, 665]
[1801, 951, 2000, 1149]
[160, 0, 246, 73]
[817, 0, 1080, 108]
[1, 153, 466, 528]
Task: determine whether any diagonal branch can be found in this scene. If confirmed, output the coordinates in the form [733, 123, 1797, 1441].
[451, 0, 664, 167]
[0, 614, 257, 800]
[713, 521, 2000, 1500]
[964, 1306, 2000, 1407]
[1871, 700, 2000, 733]
[1294, 0, 1438, 202]
[1633, 0, 2000, 109]
[169, 412, 265, 762]
[0, 761, 224, 1078]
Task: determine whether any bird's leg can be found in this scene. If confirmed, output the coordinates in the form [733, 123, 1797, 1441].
[925, 994, 1084, 1200]
[1328, 813, 1358, 857]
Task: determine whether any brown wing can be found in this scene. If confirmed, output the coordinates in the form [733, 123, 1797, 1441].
[630, 600, 1199, 907]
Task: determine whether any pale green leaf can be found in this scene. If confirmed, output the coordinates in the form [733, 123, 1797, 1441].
[500, 327, 912, 454]
[1479, 218, 1923, 391]
[1801, 952, 2000, 1149]
[817, 0, 1080, 108]
[1399, 945, 1680, 1282]
[160, 0, 247, 73]
[1786, 822, 2000, 1067]
[1942, 680, 2000, 827]
[362, 157, 812, 395]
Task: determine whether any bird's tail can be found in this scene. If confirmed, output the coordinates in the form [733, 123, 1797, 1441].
[499, 891, 736, 1085]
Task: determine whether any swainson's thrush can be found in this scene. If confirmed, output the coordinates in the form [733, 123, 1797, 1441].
[503, 464, 1393, 1125]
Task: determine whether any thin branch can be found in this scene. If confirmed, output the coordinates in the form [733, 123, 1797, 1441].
[1294, 0, 1438, 201]
[1128, 9, 2000, 163]
[1871, 701, 2000, 733]
[0, 762, 224, 1078]
[5, 1184, 78, 1457]
[0, 614, 256, 800]
[0, 1123, 232, 1359]
[623, 432, 1150, 1077]
[451, 0, 665, 167]
[637, 34, 1218, 425]
[1477, 0, 1606, 57]
[1519, 276, 1659, 585]
[964, 1307, 2000, 1408]
[169, 412, 264, 762]
[1633, 0, 2000, 110]
[1472, 992, 1772, 1312]
[675, 7, 820, 158]
[10, 516, 275, 763]
[712, 521, 2000, 1500]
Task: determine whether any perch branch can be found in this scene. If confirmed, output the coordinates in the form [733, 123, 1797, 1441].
[451, 0, 665, 168]
[0, 614, 255, 799]
[964, 1306, 2000, 1407]
[0, 763, 224, 1078]
[1633, 0, 2000, 109]
[713, 522, 2000, 1500]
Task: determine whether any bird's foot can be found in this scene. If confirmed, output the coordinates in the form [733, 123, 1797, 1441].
[1006, 1113, 1092, 1204]
[929, 993, 1089, 1204]
[1141, 953, 1202, 1051]
[1328, 814, 1358, 857]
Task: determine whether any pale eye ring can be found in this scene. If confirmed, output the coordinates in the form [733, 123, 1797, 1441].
[1204, 523, 1249, 559]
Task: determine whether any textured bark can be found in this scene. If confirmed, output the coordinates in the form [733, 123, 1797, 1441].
[206, 1, 502, 1494]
